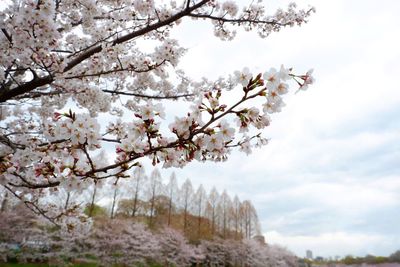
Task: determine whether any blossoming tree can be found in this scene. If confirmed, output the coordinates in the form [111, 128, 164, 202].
[0, 0, 314, 225]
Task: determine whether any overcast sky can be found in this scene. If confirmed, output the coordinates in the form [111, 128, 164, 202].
[160, 0, 400, 258]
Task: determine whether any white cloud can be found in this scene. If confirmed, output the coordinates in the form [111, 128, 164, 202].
[256, 181, 399, 218]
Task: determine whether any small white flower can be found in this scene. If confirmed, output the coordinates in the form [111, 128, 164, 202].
[209, 97, 219, 109]
[222, 1, 238, 16]
[141, 103, 154, 120]
[219, 119, 235, 141]
[279, 65, 291, 81]
[299, 69, 315, 91]
[276, 82, 289, 95]
[239, 138, 252, 155]
[263, 68, 279, 86]
[204, 134, 224, 151]
[234, 67, 251, 87]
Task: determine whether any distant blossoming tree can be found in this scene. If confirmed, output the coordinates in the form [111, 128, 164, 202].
[158, 227, 203, 266]
[87, 219, 162, 265]
[0, 0, 314, 224]
[200, 238, 298, 267]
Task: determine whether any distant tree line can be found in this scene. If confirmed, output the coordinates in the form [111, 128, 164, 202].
[0, 183, 296, 267]
[300, 250, 400, 266]
[0, 164, 260, 242]
[339, 253, 400, 265]
[93, 167, 261, 242]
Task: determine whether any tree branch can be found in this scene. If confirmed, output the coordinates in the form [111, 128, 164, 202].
[188, 13, 287, 26]
[102, 89, 194, 99]
[63, 60, 166, 79]
[1, 28, 12, 43]
[4, 185, 59, 227]
[0, 0, 210, 103]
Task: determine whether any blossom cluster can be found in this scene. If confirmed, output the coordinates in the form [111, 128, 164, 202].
[0, 0, 314, 222]
[199, 1, 315, 40]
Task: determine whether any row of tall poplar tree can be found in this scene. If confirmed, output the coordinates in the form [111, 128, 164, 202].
[82, 167, 261, 242]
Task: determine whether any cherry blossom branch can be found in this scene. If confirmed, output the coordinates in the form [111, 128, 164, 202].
[7, 171, 60, 189]
[4, 185, 59, 227]
[65, 0, 209, 71]
[188, 13, 288, 26]
[1, 28, 12, 43]
[81, 77, 267, 177]
[102, 90, 194, 99]
[0, 134, 24, 151]
[101, 137, 121, 143]
[190, 5, 315, 26]
[63, 60, 167, 79]
[192, 84, 265, 137]
[0, 0, 210, 103]
[81, 145, 96, 172]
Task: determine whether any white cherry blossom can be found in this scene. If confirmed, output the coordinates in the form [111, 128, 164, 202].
[234, 67, 252, 86]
